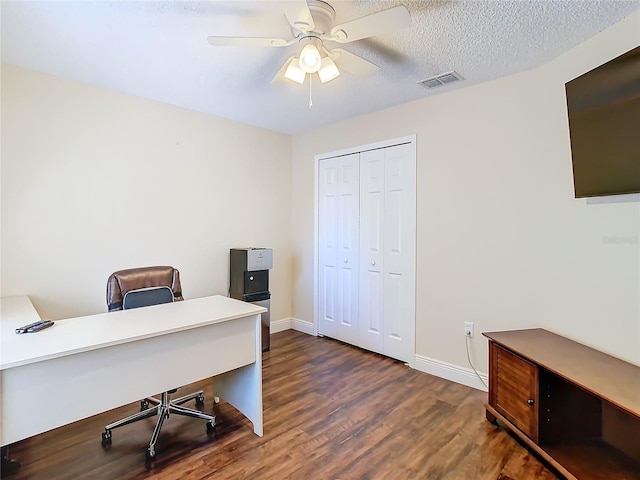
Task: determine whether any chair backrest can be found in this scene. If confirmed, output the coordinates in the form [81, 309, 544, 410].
[123, 286, 174, 310]
[106, 266, 183, 311]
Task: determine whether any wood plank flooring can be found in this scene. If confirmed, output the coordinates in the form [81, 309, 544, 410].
[1, 330, 559, 480]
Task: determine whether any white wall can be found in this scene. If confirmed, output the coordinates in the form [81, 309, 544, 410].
[291, 12, 640, 373]
[1, 65, 293, 322]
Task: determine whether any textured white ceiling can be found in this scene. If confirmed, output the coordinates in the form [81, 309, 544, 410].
[1, 1, 638, 134]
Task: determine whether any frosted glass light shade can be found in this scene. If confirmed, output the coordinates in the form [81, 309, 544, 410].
[318, 57, 340, 83]
[299, 44, 322, 73]
[284, 58, 306, 84]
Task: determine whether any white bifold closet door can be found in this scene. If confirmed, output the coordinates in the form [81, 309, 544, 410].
[318, 153, 360, 346]
[318, 140, 415, 364]
[359, 144, 415, 363]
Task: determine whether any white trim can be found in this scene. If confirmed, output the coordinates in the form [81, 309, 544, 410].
[270, 318, 316, 336]
[270, 318, 292, 334]
[313, 150, 320, 337]
[315, 134, 417, 161]
[291, 318, 315, 335]
[414, 354, 489, 392]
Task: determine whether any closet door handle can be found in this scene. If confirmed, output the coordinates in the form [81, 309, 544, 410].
[344, 259, 348, 264]
[527, 399, 534, 406]
[371, 261, 376, 266]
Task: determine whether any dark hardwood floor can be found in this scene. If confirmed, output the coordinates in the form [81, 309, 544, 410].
[1, 330, 559, 480]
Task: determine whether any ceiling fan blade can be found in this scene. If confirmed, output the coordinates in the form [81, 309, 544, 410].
[207, 36, 292, 47]
[330, 49, 380, 77]
[330, 5, 411, 43]
[283, 0, 315, 33]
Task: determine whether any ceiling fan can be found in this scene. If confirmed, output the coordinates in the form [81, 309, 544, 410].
[207, 0, 411, 86]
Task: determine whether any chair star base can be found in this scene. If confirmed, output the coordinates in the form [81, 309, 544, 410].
[101, 390, 215, 461]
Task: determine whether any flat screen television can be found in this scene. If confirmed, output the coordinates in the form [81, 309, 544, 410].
[565, 46, 640, 198]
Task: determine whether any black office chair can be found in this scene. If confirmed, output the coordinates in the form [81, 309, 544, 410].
[101, 266, 215, 461]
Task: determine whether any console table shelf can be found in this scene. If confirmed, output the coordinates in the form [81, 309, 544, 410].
[483, 328, 640, 480]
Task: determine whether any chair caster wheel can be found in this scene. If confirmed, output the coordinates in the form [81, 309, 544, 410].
[195, 394, 205, 408]
[145, 447, 156, 461]
[206, 420, 215, 433]
[101, 430, 112, 447]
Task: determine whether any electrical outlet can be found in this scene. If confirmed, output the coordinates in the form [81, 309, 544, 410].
[464, 321, 474, 337]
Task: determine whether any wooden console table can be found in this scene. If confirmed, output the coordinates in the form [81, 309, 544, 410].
[483, 328, 640, 480]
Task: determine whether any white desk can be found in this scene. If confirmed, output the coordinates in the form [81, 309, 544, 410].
[0, 295, 265, 446]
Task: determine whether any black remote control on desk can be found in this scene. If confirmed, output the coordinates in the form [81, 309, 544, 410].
[27, 321, 54, 333]
[15, 321, 44, 334]
[15, 321, 55, 334]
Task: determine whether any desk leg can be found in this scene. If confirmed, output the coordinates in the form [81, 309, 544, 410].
[213, 313, 263, 437]
[214, 362, 263, 437]
[1, 446, 21, 474]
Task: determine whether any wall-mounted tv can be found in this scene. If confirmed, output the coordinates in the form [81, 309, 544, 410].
[565, 46, 640, 198]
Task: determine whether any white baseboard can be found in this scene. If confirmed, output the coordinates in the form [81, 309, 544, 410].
[270, 318, 292, 334]
[414, 354, 488, 392]
[291, 317, 315, 335]
[270, 317, 315, 336]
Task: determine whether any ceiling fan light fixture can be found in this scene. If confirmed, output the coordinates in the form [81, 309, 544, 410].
[318, 56, 340, 83]
[299, 43, 322, 73]
[284, 57, 306, 84]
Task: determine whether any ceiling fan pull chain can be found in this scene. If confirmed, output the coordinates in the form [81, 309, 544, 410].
[309, 74, 313, 109]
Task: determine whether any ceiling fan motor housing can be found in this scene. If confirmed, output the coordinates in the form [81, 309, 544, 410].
[291, 0, 336, 37]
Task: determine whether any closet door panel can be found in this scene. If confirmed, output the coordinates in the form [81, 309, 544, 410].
[336, 155, 360, 345]
[362, 269, 383, 331]
[385, 272, 403, 339]
[318, 158, 339, 338]
[320, 265, 336, 326]
[359, 149, 385, 354]
[382, 143, 416, 363]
